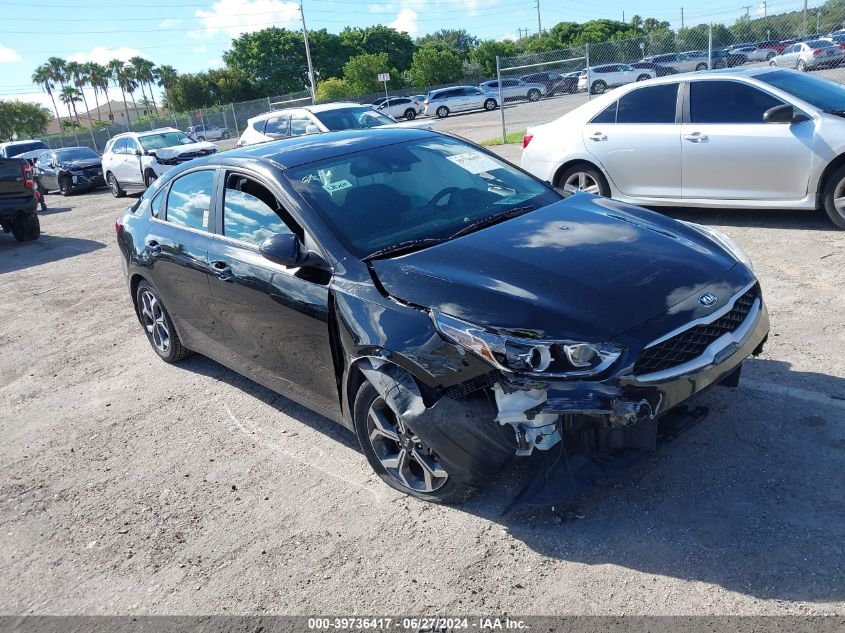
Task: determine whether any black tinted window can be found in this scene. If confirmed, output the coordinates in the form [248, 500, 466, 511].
[617, 83, 678, 123]
[166, 170, 214, 231]
[150, 189, 165, 218]
[690, 81, 783, 123]
[591, 101, 618, 123]
[223, 174, 290, 245]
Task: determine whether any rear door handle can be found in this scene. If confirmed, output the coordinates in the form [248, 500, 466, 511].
[146, 240, 161, 255]
[589, 132, 608, 141]
[683, 132, 708, 142]
[211, 260, 234, 281]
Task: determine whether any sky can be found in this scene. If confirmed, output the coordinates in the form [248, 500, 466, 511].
[0, 0, 821, 113]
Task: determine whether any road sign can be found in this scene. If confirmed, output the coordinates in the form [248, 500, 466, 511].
[377, 73, 391, 82]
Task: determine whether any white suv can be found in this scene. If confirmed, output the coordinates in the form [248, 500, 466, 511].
[579, 64, 656, 95]
[102, 128, 217, 197]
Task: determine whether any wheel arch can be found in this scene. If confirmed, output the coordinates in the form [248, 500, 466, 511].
[816, 153, 845, 205]
[552, 157, 612, 188]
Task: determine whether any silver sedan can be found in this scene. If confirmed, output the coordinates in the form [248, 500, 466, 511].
[769, 40, 845, 71]
[520, 67, 845, 229]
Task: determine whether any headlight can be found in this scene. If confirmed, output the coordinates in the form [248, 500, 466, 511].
[686, 222, 753, 270]
[432, 311, 622, 378]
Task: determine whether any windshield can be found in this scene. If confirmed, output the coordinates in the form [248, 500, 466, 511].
[5, 141, 48, 157]
[756, 70, 845, 113]
[285, 136, 561, 259]
[313, 107, 395, 131]
[138, 131, 195, 151]
[55, 147, 99, 162]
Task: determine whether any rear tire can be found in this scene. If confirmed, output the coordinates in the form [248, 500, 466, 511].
[108, 172, 125, 198]
[821, 163, 845, 229]
[436, 106, 450, 118]
[636, 73, 651, 81]
[135, 281, 191, 363]
[590, 80, 607, 95]
[527, 89, 541, 102]
[353, 380, 475, 504]
[556, 163, 610, 197]
[10, 213, 40, 242]
[404, 108, 416, 120]
[695, 62, 708, 71]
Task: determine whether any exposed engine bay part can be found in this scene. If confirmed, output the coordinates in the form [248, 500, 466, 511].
[492, 383, 559, 456]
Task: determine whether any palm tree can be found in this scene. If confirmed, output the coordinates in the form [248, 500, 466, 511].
[108, 59, 132, 124]
[85, 62, 111, 124]
[46, 57, 67, 91]
[31, 64, 61, 124]
[129, 56, 159, 117]
[157, 64, 178, 93]
[65, 61, 93, 128]
[59, 86, 82, 126]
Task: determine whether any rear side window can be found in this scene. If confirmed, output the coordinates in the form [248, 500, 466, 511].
[165, 170, 214, 231]
[616, 83, 678, 123]
[591, 101, 618, 123]
[222, 174, 291, 245]
[264, 115, 289, 138]
[150, 189, 165, 218]
[690, 81, 783, 124]
[251, 119, 266, 133]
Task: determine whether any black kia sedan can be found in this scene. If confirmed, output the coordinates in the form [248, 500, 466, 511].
[35, 146, 105, 195]
[116, 128, 769, 503]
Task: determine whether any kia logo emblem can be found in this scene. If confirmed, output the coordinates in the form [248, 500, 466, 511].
[699, 292, 718, 307]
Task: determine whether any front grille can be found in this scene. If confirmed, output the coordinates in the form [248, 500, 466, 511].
[633, 286, 758, 376]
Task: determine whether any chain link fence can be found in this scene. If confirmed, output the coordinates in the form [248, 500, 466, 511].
[496, 1, 845, 141]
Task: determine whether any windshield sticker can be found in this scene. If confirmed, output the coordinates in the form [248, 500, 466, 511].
[446, 152, 501, 174]
[323, 179, 353, 193]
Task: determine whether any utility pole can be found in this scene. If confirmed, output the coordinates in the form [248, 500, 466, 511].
[535, 0, 542, 35]
[803, 0, 809, 35]
[300, 0, 316, 105]
[681, 7, 684, 29]
[762, 1, 767, 17]
[742, 4, 751, 18]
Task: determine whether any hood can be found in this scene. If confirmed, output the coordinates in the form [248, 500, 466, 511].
[62, 157, 101, 170]
[152, 141, 216, 159]
[370, 195, 738, 342]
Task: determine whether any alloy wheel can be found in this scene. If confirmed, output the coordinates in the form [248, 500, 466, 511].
[366, 396, 448, 494]
[109, 174, 119, 196]
[832, 177, 845, 223]
[563, 171, 602, 195]
[145, 171, 157, 187]
[139, 290, 170, 354]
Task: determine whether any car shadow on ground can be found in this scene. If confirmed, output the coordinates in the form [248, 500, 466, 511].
[0, 234, 106, 275]
[38, 205, 72, 216]
[174, 350, 845, 603]
[661, 207, 834, 231]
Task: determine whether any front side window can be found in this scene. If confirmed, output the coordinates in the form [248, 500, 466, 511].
[591, 101, 618, 123]
[165, 170, 214, 231]
[286, 137, 559, 259]
[223, 174, 291, 245]
[616, 83, 678, 123]
[290, 113, 314, 136]
[138, 131, 195, 151]
[264, 115, 290, 137]
[690, 80, 783, 124]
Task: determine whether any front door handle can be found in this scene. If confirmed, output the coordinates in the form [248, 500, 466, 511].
[683, 132, 709, 143]
[146, 240, 161, 255]
[589, 132, 608, 141]
[211, 260, 234, 281]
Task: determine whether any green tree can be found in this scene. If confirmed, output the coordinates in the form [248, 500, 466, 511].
[65, 62, 93, 127]
[85, 62, 111, 124]
[340, 25, 415, 71]
[59, 86, 82, 125]
[108, 59, 134, 124]
[342, 53, 397, 94]
[0, 101, 51, 140]
[409, 46, 463, 86]
[469, 40, 518, 77]
[316, 77, 355, 102]
[165, 68, 260, 111]
[130, 57, 159, 116]
[416, 29, 479, 59]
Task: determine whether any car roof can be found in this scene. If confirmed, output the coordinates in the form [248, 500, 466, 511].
[214, 128, 439, 169]
[114, 127, 179, 138]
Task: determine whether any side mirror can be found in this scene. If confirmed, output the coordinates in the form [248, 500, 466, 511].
[305, 124, 320, 135]
[763, 104, 804, 123]
[260, 232, 306, 267]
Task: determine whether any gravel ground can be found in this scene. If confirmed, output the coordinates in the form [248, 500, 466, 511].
[1, 145, 844, 616]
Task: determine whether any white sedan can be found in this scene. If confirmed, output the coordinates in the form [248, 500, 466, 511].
[521, 67, 845, 229]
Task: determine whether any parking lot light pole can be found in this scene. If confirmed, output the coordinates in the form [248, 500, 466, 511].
[300, 0, 317, 105]
[708, 24, 713, 69]
[496, 56, 505, 144]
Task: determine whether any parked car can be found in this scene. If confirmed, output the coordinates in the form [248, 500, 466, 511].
[187, 124, 231, 141]
[0, 158, 39, 241]
[0, 139, 48, 159]
[641, 53, 682, 71]
[373, 96, 423, 120]
[479, 78, 547, 101]
[520, 71, 580, 94]
[102, 128, 217, 197]
[769, 40, 845, 71]
[116, 127, 769, 502]
[712, 49, 749, 68]
[822, 34, 845, 49]
[578, 64, 656, 95]
[34, 146, 105, 196]
[237, 103, 431, 147]
[754, 40, 788, 60]
[630, 61, 678, 77]
[521, 67, 845, 229]
[423, 86, 499, 118]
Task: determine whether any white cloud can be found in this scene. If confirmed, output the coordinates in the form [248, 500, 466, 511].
[192, 0, 300, 39]
[389, 8, 418, 36]
[208, 58, 224, 68]
[68, 46, 146, 65]
[368, 2, 396, 13]
[159, 18, 182, 28]
[193, 45, 209, 54]
[0, 44, 21, 63]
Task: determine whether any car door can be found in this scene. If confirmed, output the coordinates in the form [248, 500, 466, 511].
[780, 44, 801, 67]
[501, 79, 521, 99]
[205, 170, 338, 411]
[123, 138, 144, 186]
[37, 152, 58, 191]
[583, 82, 682, 198]
[464, 87, 487, 110]
[109, 138, 130, 182]
[681, 79, 815, 200]
[145, 168, 219, 352]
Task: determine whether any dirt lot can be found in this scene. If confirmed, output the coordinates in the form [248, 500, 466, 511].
[1, 144, 844, 616]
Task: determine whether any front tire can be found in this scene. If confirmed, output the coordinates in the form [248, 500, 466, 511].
[353, 381, 474, 504]
[403, 108, 416, 120]
[59, 176, 73, 197]
[590, 80, 607, 95]
[483, 98, 497, 111]
[527, 89, 541, 102]
[144, 170, 157, 188]
[556, 163, 610, 197]
[798, 60, 807, 72]
[135, 281, 190, 362]
[636, 73, 651, 81]
[436, 106, 450, 118]
[108, 172, 125, 198]
[766, 51, 776, 60]
[10, 213, 40, 242]
[695, 62, 708, 71]
[821, 163, 845, 229]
